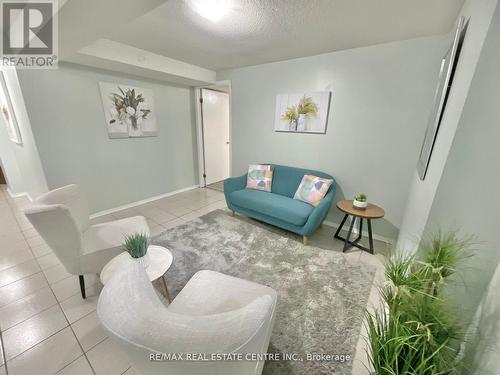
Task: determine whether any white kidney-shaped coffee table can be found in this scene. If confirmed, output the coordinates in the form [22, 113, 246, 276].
[100, 245, 173, 302]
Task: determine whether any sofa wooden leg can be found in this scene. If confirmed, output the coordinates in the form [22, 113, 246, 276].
[303, 236, 309, 246]
[230, 210, 235, 217]
[79, 275, 86, 299]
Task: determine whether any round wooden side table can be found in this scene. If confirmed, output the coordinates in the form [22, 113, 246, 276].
[334, 200, 385, 254]
[100, 245, 173, 302]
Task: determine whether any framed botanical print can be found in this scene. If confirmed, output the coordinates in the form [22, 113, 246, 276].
[0, 72, 22, 145]
[275, 91, 331, 134]
[99, 82, 157, 138]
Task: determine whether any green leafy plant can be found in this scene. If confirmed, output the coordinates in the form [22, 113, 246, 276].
[297, 95, 319, 117]
[355, 193, 367, 202]
[366, 231, 473, 375]
[123, 233, 150, 258]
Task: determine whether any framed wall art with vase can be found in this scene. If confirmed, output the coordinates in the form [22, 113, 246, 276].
[274, 91, 331, 134]
[99, 82, 157, 138]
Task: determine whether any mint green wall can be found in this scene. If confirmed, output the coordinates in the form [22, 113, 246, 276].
[17, 63, 198, 213]
[218, 36, 448, 240]
[423, 4, 500, 373]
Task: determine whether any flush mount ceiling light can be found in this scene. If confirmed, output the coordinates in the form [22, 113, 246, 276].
[189, 0, 232, 22]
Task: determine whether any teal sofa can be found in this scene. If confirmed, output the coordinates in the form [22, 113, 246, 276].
[224, 165, 336, 245]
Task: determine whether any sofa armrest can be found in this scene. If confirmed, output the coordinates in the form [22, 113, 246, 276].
[224, 174, 247, 193]
[302, 187, 335, 236]
[223, 174, 247, 206]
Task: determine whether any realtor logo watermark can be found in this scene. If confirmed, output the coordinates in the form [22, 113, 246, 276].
[1, 0, 58, 68]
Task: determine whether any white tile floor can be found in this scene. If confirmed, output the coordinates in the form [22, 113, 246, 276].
[0, 185, 227, 375]
[0, 184, 384, 375]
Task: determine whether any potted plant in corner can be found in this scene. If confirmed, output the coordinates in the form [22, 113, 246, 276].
[124, 232, 151, 268]
[366, 232, 473, 374]
[353, 193, 368, 209]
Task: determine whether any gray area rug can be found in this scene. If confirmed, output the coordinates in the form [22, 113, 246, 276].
[153, 209, 375, 374]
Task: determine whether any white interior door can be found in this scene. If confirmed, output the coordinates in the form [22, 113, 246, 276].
[201, 88, 230, 185]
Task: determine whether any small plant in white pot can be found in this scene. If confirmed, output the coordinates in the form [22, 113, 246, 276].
[124, 233, 151, 268]
[353, 193, 368, 209]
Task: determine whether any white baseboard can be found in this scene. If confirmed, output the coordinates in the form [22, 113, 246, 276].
[89, 185, 200, 219]
[323, 219, 395, 245]
[6, 188, 33, 202]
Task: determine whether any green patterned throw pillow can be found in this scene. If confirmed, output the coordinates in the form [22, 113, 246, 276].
[246, 164, 273, 192]
[294, 175, 333, 206]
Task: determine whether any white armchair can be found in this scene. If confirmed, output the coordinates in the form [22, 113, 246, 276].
[24, 184, 149, 298]
[97, 260, 277, 375]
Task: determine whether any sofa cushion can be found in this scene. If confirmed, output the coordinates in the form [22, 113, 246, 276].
[294, 175, 334, 207]
[246, 164, 273, 192]
[230, 189, 313, 226]
[271, 165, 335, 198]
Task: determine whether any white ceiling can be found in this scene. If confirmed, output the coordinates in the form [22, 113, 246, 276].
[59, 0, 464, 85]
[107, 0, 464, 71]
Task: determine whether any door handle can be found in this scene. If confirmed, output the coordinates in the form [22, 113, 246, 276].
[226, 142, 230, 144]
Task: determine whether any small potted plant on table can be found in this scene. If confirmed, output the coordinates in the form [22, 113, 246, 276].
[353, 193, 368, 209]
[124, 233, 151, 268]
